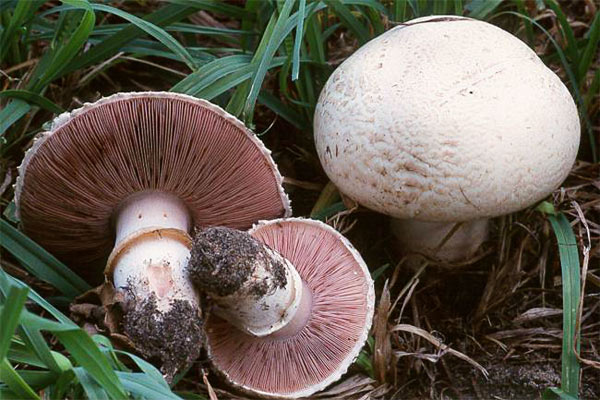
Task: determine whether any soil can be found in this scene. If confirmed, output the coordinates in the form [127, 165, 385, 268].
[189, 227, 286, 298]
[445, 360, 599, 400]
[123, 294, 203, 381]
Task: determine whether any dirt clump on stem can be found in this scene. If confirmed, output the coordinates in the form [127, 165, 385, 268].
[188, 226, 287, 298]
[123, 294, 203, 381]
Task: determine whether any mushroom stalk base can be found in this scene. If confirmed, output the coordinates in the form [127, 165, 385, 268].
[189, 227, 312, 338]
[108, 229, 198, 311]
[390, 218, 489, 263]
[106, 192, 201, 376]
[211, 248, 307, 337]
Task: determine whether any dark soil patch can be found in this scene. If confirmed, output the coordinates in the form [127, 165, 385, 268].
[123, 294, 203, 381]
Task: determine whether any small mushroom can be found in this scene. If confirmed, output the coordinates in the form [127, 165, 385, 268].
[189, 218, 375, 398]
[314, 16, 580, 262]
[15, 92, 291, 375]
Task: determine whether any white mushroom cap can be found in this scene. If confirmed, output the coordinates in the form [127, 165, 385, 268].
[314, 16, 580, 222]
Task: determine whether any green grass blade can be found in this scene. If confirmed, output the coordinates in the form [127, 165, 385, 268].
[72, 367, 110, 400]
[225, 6, 273, 116]
[467, 0, 503, 19]
[544, 387, 579, 400]
[0, 0, 43, 62]
[322, 21, 343, 39]
[0, 388, 20, 400]
[116, 372, 182, 400]
[0, 272, 140, 399]
[25, 5, 81, 87]
[15, 371, 57, 390]
[227, 0, 325, 118]
[89, 3, 197, 71]
[92, 335, 129, 372]
[241, 0, 295, 123]
[30, 22, 251, 41]
[17, 327, 63, 373]
[194, 64, 255, 100]
[0, 100, 31, 138]
[1, 275, 173, 398]
[292, 0, 306, 81]
[577, 12, 599, 82]
[87, 37, 215, 64]
[454, 0, 464, 15]
[114, 351, 168, 389]
[584, 69, 598, 110]
[109, 22, 249, 37]
[393, 0, 408, 21]
[170, 54, 252, 95]
[513, 0, 535, 45]
[0, 269, 76, 324]
[312, 201, 347, 221]
[371, 263, 391, 281]
[0, 219, 91, 298]
[66, 3, 195, 74]
[547, 213, 581, 397]
[433, 0, 449, 14]
[31, 4, 95, 92]
[2, 201, 18, 223]
[258, 91, 309, 130]
[0, 286, 28, 359]
[18, 312, 128, 400]
[49, 2, 197, 72]
[306, 13, 325, 62]
[0, 0, 18, 13]
[196, 58, 289, 101]
[239, 0, 263, 51]
[407, 0, 419, 16]
[58, 336, 127, 399]
[355, 349, 375, 378]
[324, 0, 370, 44]
[169, 0, 248, 19]
[7, 341, 46, 368]
[344, 0, 388, 14]
[0, 359, 41, 400]
[48, 369, 76, 399]
[0, 90, 64, 114]
[544, 0, 579, 77]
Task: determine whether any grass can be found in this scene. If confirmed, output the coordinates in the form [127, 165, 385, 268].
[0, 268, 181, 399]
[0, 0, 598, 398]
[538, 203, 582, 400]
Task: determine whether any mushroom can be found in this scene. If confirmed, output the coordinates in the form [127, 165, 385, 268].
[15, 91, 291, 375]
[313, 16, 580, 262]
[188, 218, 375, 398]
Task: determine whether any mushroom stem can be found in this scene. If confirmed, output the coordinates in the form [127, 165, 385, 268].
[107, 191, 198, 310]
[105, 191, 203, 377]
[390, 218, 489, 263]
[115, 191, 191, 244]
[189, 227, 312, 338]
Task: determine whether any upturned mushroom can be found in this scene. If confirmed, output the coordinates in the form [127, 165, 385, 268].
[15, 91, 290, 374]
[314, 16, 580, 262]
[189, 218, 375, 398]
